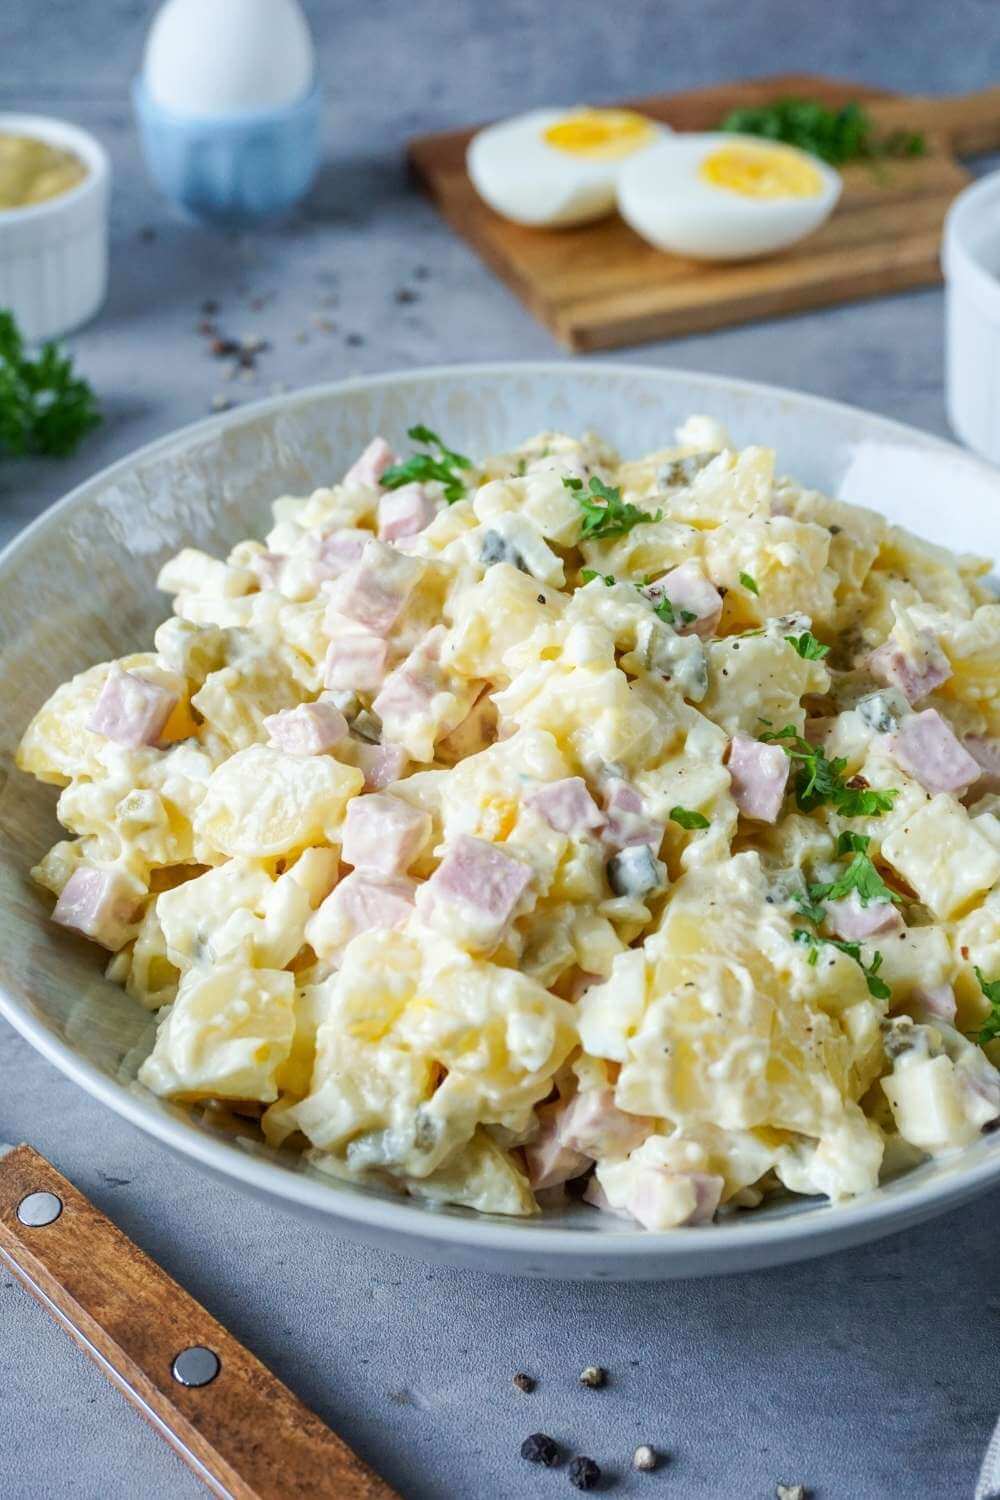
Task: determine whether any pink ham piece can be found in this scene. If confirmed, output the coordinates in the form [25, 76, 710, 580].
[601, 780, 663, 852]
[349, 739, 409, 791]
[868, 630, 952, 704]
[326, 539, 424, 636]
[727, 734, 789, 823]
[249, 551, 285, 589]
[263, 701, 348, 756]
[524, 1107, 592, 1192]
[343, 436, 396, 491]
[340, 793, 431, 876]
[52, 867, 137, 951]
[557, 1088, 651, 1160]
[526, 777, 604, 837]
[416, 834, 532, 949]
[823, 890, 903, 942]
[627, 1168, 724, 1230]
[886, 709, 981, 795]
[910, 984, 957, 1025]
[315, 529, 371, 580]
[324, 633, 388, 692]
[87, 665, 178, 749]
[643, 561, 723, 639]
[964, 736, 1000, 795]
[314, 871, 416, 952]
[582, 1176, 633, 1220]
[372, 627, 444, 727]
[377, 484, 436, 543]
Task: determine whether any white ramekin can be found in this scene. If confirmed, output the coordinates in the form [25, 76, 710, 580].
[0, 113, 110, 342]
[943, 170, 1000, 466]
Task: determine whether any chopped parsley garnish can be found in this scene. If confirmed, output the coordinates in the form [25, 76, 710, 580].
[792, 890, 828, 926]
[563, 475, 662, 541]
[719, 98, 926, 167]
[975, 968, 1000, 1046]
[580, 568, 616, 586]
[759, 725, 899, 817]
[652, 595, 697, 627]
[381, 424, 472, 504]
[809, 831, 901, 909]
[669, 806, 710, 830]
[738, 571, 759, 595]
[793, 928, 891, 1000]
[0, 309, 101, 459]
[785, 630, 829, 661]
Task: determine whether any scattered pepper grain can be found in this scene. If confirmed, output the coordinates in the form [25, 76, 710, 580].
[776, 1486, 807, 1500]
[633, 1445, 657, 1472]
[521, 1433, 560, 1467]
[512, 1372, 535, 1393]
[579, 1366, 606, 1389]
[568, 1456, 601, 1490]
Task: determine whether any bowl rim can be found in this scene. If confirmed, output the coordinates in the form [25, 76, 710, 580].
[0, 112, 110, 227]
[4, 358, 1000, 1270]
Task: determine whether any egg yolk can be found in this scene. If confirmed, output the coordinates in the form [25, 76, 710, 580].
[699, 145, 823, 199]
[543, 110, 656, 160]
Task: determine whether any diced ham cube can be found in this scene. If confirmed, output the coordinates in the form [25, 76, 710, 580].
[343, 436, 397, 491]
[627, 1168, 724, 1230]
[910, 984, 957, 1025]
[263, 701, 348, 756]
[643, 560, 723, 639]
[349, 739, 409, 791]
[324, 633, 388, 692]
[526, 777, 605, 837]
[886, 709, 981, 795]
[87, 665, 178, 749]
[52, 867, 137, 951]
[341, 793, 431, 876]
[556, 1088, 651, 1160]
[372, 628, 445, 729]
[416, 834, 532, 950]
[823, 890, 903, 942]
[524, 1107, 592, 1192]
[308, 871, 416, 962]
[868, 630, 952, 704]
[727, 734, 789, 822]
[964, 736, 1000, 795]
[249, 550, 285, 588]
[326, 539, 424, 635]
[601, 780, 663, 851]
[315, 528, 371, 579]
[377, 483, 436, 543]
[582, 1175, 633, 1220]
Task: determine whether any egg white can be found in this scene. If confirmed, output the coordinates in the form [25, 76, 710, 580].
[467, 108, 668, 229]
[617, 132, 841, 261]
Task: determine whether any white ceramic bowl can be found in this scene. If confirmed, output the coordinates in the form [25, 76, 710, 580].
[2, 363, 999, 1280]
[0, 112, 110, 342]
[944, 170, 1000, 466]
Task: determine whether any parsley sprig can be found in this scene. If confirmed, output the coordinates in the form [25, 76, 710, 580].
[759, 725, 899, 817]
[0, 309, 101, 458]
[975, 968, 1000, 1047]
[793, 927, 891, 1000]
[719, 98, 926, 167]
[563, 475, 662, 541]
[785, 631, 829, 661]
[653, 595, 697, 628]
[670, 806, 710, 830]
[381, 424, 472, 504]
[738, 571, 760, 596]
[580, 568, 616, 586]
[810, 831, 901, 909]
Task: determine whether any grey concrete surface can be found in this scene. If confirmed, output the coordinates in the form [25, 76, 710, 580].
[2, 3, 1000, 1496]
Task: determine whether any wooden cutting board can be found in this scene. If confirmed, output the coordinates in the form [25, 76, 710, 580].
[408, 74, 1000, 351]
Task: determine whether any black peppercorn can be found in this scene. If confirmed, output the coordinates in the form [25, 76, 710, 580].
[568, 1455, 601, 1490]
[521, 1432, 560, 1467]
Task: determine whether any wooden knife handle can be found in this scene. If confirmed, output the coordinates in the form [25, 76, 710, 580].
[0, 1144, 400, 1500]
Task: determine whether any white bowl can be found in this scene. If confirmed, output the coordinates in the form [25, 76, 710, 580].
[2, 362, 999, 1280]
[944, 170, 1000, 466]
[0, 112, 110, 342]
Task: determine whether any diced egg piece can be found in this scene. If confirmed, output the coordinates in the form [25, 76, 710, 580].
[467, 107, 668, 228]
[617, 132, 841, 260]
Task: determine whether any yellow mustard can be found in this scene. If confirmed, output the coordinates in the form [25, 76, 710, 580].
[699, 143, 823, 199]
[0, 133, 87, 210]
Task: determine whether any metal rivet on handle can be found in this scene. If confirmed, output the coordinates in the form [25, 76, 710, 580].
[17, 1191, 63, 1227]
[172, 1346, 220, 1388]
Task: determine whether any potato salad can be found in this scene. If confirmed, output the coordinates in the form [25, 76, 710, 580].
[17, 418, 1000, 1230]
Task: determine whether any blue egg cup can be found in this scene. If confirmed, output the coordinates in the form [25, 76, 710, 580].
[132, 76, 323, 227]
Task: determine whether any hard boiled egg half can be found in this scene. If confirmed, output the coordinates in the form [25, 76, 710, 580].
[467, 107, 668, 228]
[617, 133, 841, 260]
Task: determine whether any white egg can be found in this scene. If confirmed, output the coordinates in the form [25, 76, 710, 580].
[617, 132, 841, 261]
[467, 107, 669, 228]
[144, 0, 314, 117]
